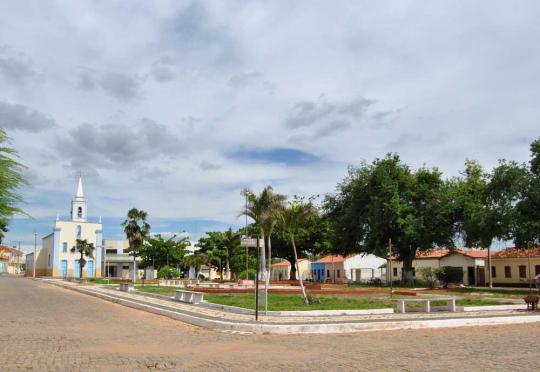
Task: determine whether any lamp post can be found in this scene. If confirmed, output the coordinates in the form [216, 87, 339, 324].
[33, 231, 37, 278]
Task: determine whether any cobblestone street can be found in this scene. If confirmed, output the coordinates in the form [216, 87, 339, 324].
[1, 277, 538, 371]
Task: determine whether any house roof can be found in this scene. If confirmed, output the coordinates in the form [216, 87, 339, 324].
[391, 248, 488, 260]
[271, 259, 308, 267]
[0, 245, 23, 256]
[492, 247, 540, 259]
[315, 255, 345, 264]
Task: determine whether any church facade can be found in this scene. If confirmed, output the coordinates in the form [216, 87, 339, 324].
[26, 178, 103, 277]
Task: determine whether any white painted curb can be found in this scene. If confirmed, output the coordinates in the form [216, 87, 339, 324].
[461, 304, 526, 312]
[50, 282, 540, 334]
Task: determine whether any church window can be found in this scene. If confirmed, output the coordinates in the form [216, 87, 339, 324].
[62, 242, 67, 253]
[77, 207, 83, 218]
[77, 225, 82, 238]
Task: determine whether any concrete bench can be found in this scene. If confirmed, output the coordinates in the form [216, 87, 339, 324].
[119, 283, 134, 292]
[394, 298, 456, 313]
[175, 290, 204, 304]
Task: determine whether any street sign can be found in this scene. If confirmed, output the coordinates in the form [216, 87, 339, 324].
[240, 236, 263, 248]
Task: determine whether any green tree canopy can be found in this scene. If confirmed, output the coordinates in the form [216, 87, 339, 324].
[324, 154, 455, 283]
[0, 129, 27, 243]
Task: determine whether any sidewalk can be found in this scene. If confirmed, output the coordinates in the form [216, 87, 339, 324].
[44, 279, 540, 334]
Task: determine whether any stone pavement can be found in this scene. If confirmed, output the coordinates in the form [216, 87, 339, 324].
[1, 276, 539, 371]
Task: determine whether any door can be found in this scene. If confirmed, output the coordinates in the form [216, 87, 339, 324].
[477, 267, 486, 286]
[87, 261, 94, 278]
[73, 260, 80, 278]
[60, 260, 68, 278]
[467, 267, 475, 286]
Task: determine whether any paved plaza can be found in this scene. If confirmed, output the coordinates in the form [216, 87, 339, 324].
[1, 277, 539, 371]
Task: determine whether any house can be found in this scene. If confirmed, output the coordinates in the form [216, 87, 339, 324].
[102, 240, 146, 279]
[312, 254, 387, 283]
[270, 259, 311, 281]
[388, 249, 487, 285]
[0, 245, 24, 274]
[490, 247, 540, 287]
[25, 177, 103, 278]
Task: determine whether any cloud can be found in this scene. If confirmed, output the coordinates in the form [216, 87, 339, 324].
[77, 72, 96, 91]
[149, 57, 177, 83]
[55, 118, 183, 169]
[229, 147, 319, 166]
[286, 96, 375, 130]
[0, 52, 39, 85]
[99, 72, 140, 100]
[199, 161, 221, 171]
[0, 101, 56, 132]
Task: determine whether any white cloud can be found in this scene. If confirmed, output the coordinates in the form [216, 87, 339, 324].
[0, 0, 538, 235]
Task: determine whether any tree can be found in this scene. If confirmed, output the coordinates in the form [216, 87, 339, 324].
[140, 234, 189, 271]
[221, 228, 240, 279]
[0, 129, 27, 243]
[183, 253, 209, 279]
[70, 239, 95, 279]
[240, 186, 286, 310]
[453, 160, 527, 287]
[515, 138, 540, 247]
[279, 197, 318, 304]
[122, 208, 150, 283]
[324, 154, 455, 284]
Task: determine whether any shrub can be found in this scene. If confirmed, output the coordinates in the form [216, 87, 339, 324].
[157, 265, 180, 279]
[419, 267, 438, 289]
[435, 266, 464, 288]
[306, 291, 320, 305]
[239, 269, 257, 280]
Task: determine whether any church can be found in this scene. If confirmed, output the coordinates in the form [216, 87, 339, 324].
[26, 178, 103, 277]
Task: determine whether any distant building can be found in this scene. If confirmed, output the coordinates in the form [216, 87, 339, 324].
[312, 254, 387, 283]
[491, 247, 540, 287]
[270, 259, 311, 281]
[0, 245, 24, 274]
[26, 177, 103, 278]
[388, 249, 487, 286]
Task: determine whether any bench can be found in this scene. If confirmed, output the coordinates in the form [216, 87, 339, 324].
[394, 298, 456, 313]
[175, 290, 204, 304]
[119, 283, 134, 292]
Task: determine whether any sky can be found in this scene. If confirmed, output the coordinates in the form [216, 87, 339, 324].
[1, 1, 539, 250]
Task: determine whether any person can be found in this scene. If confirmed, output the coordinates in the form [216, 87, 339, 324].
[535, 273, 540, 291]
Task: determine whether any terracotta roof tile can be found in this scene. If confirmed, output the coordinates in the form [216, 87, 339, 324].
[492, 247, 540, 259]
[315, 255, 345, 264]
[271, 259, 308, 267]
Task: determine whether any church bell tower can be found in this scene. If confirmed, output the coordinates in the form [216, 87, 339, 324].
[71, 177, 87, 222]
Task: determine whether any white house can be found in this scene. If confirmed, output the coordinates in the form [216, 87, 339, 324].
[312, 254, 387, 283]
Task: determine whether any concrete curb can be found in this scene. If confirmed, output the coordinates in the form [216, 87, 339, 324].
[462, 304, 527, 312]
[44, 281, 540, 334]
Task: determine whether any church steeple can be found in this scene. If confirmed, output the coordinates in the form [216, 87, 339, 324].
[71, 176, 87, 222]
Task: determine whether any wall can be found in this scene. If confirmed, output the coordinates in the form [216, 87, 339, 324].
[344, 254, 386, 281]
[440, 254, 478, 285]
[54, 220, 103, 278]
[491, 257, 540, 285]
[389, 258, 440, 282]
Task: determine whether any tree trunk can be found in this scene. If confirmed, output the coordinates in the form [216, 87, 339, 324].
[402, 258, 414, 285]
[225, 250, 230, 281]
[291, 236, 308, 304]
[133, 254, 137, 284]
[289, 257, 297, 280]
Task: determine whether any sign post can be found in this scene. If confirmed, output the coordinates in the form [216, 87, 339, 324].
[241, 235, 261, 320]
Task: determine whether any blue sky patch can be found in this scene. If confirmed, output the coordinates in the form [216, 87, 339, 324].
[230, 147, 319, 166]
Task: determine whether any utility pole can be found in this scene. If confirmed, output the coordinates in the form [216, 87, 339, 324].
[17, 241, 21, 276]
[388, 238, 393, 298]
[33, 231, 37, 278]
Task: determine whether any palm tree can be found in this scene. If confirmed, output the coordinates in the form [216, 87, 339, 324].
[183, 253, 208, 280]
[71, 239, 95, 279]
[222, 227, 240, 280]
[240, 186, 286, 312]
[279, 198, 317, 304]
[122, 208, 150, 283]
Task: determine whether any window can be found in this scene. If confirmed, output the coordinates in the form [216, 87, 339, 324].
[519, 265, 527, 278]
[337, 270, 340, 278]
[106, 249, 118, 254]
[327, 269, 330, 278]
[393, 267, 398, 277]
[504, 266, 511, 278]
[491, 266, 496, 278]
[76, 225, 82, 238]
[412, 268, 416, 277]
[48, 254, 51, 267]
[62, 242, 67, 253]
[536, 265, 540, 276]
[77, 206, 83, 218]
